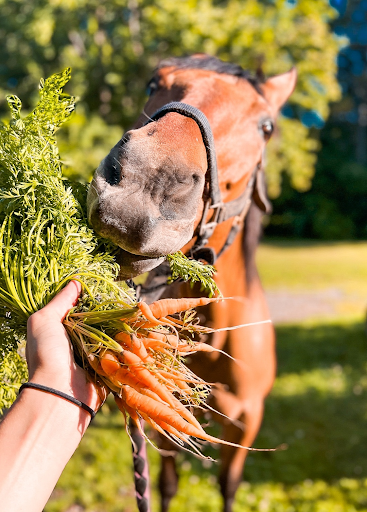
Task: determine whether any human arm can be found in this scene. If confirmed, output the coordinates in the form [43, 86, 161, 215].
[0, 281, 106, 512]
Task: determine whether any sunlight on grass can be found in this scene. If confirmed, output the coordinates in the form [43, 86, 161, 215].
[233, 478, 367, 512]
[257, 240, 367, 295]
[273, 367, 348, 397]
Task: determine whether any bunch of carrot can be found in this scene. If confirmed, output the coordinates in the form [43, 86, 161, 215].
[64, 295, 252, 456]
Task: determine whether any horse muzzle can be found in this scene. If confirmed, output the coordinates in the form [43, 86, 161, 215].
[115, 249, 165, 280]
[87, 167, 198, 277]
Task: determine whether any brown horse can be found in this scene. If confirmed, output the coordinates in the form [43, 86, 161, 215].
[88, 55, 296, 512]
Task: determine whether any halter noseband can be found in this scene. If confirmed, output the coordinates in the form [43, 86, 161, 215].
[144, 102, 265, 262]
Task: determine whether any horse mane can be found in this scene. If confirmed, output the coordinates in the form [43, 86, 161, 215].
[157, 55, 264, 94]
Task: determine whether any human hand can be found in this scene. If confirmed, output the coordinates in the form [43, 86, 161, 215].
[26, 280, 107, 412]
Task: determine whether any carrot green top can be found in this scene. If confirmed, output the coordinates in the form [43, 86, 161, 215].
[0, 69, 219, 411]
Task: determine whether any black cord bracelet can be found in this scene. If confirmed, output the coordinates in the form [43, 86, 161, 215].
[19, 382, 96, 420]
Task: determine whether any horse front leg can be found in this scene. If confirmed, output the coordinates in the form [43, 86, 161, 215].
[158, 439, 179, 512]
[219, 398, 264, 512]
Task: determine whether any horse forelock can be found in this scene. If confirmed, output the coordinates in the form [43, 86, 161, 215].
[156, 55, 264, 94]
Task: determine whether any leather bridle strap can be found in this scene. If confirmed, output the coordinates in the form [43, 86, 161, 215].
[144, 102, 221, 206]
[144, 102, 264, 263]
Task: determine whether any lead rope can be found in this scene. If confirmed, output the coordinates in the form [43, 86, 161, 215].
[129, 418, 151, 512]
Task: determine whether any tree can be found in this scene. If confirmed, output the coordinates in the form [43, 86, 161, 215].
[266, 0, 367, 240]
[0, 0, 343, 194]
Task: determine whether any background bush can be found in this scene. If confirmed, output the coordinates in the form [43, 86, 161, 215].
[1, 0, 343, 198]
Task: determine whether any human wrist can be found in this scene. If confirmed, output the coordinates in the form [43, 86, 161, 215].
[19, 383, 97, 420]
[28, 368, 102, 413]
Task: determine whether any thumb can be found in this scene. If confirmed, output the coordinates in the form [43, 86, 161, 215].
[42, 280, 82, 321]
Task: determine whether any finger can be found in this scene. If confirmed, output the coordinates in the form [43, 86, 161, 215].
[42, 281, 82, 321]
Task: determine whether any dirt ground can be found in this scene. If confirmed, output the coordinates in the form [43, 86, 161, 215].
[265, 288, 366, 324]
[257, 241, 367, 324]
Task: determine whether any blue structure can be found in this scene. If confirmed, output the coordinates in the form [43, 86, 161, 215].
[332, 1, 367, 115]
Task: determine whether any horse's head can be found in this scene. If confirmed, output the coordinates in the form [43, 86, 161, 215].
[88, 56, 296, 278]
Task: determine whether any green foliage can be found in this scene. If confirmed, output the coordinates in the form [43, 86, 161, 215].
[0, 346, 27, 413]
[0, 0, 343, 192]
[167, 251, 220, 297]
[0, 68, 120, 315]
[266, 119, 367, 240]
[266, 117, 321, 198]
[0, 69, 124, 410]
[265, 1, 367, 240]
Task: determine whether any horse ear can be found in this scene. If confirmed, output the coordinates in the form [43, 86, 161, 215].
[261, 68, 297, 112]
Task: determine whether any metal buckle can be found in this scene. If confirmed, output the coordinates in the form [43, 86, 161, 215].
[198, 199, 225, 238]
[233, 197, 252, 229]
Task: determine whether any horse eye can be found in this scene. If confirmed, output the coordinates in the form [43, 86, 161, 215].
[146, 79, 158, 97]
[262, 119, 274, 139]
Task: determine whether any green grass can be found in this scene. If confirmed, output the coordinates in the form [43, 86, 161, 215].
[45, 242, 367, 512]
[257, 240, 367, 294]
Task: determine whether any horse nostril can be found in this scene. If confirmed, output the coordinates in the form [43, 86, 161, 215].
[104, 133, 133, 186]
[104, 150, 122, 186]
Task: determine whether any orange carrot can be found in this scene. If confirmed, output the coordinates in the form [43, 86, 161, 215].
[166, 335, 180, 347]
[113, 367, 141, 388]
[99, 351, 144, 390]
[87, 353, 108, 377]
[100, 358, 175, 408]
[115, 394, 139, 422]
[156, 370, 192, 391]
[115, 332, 153, 362]
[109, 365, 170, 405]
[138, 301, 176, 326]
[122, 350, 203, 431]
[178, 342, 214, 353]
[122, 386, 193, 428]
[150, 347, 173, 358]
[98, 346, 177, 401]
[122, 386, 270, 451]
[114, 331, 132, 346]
[142, 333, 179, 351]
[139, 412, 191, 447]
[100, 350, 121, 377]
[143, 339, 169, 351]
[146, 331, 168, 341]
[148, 297, 219, 319]
[138, 412, 208, 458]
[130, 319, 164, 329]
[121, 386, 219, 443]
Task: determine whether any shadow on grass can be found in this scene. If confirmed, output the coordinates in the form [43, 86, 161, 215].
[276, 321, 367, 376]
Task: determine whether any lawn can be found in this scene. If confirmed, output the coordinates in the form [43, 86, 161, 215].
[257, 240, 367, 295]
[46, 241, 367, 512]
